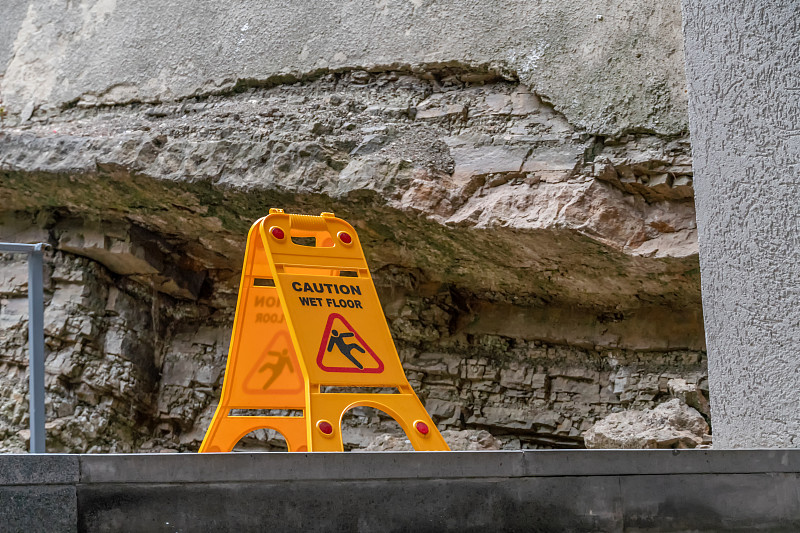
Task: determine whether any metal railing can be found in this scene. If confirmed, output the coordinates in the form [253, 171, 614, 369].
[0, 242, 48, 453]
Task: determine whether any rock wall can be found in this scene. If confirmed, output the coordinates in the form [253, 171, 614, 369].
[0, 0, 704, 452]
[0, 248, 707, 452]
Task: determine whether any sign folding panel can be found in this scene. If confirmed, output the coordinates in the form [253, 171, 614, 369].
[200, 210, 449, 452]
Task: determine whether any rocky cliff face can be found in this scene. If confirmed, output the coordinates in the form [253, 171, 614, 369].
[0, 0, 704, 452]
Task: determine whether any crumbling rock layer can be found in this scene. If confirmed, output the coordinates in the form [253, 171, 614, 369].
[0, 0, 687, 136]
[0, 68, 704, 452]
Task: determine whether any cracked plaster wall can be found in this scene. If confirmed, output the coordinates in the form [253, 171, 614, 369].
[1, 0, 687, 135]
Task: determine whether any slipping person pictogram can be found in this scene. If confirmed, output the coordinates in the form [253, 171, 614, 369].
[258, 348, 293, 390]
[242, 330, 304, 395]
[316, 313, 384, 373]
[326, 330, 365, 369]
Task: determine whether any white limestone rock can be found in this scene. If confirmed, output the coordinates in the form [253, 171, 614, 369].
[584, 399, 709, 449]
[667, 378, 710, 418]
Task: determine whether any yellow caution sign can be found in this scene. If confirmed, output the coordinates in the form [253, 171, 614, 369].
[200, 210, 449, 452]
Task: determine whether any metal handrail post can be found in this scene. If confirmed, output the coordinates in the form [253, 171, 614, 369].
[27, 245, 46, 453]
[0, 242, 48, 453]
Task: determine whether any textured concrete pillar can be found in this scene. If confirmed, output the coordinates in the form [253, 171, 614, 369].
[682, 1, 800, 447]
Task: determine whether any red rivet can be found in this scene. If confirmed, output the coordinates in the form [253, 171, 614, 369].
[415, 421, 430, 435]
[338, 231, 352, 245]
[318, 420, 333, 435]
[270, 226, 285, 240]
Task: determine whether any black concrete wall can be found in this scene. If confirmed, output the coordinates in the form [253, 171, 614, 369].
[4, 450, 800, 532]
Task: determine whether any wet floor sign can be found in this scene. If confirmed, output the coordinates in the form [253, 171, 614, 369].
[200, 210, 449, 452]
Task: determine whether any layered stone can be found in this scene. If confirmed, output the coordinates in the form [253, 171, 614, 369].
[0, 0, 702, 451]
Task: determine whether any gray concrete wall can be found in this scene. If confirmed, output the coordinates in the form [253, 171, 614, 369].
[4, 450, 800, 531]
[682, 2, 800, 447]
[0, 0, 687, 135]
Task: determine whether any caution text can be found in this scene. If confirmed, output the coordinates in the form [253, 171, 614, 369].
[291, 282, 362, 296]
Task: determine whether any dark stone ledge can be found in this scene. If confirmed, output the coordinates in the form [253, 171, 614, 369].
[2, 450, 800, 532]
